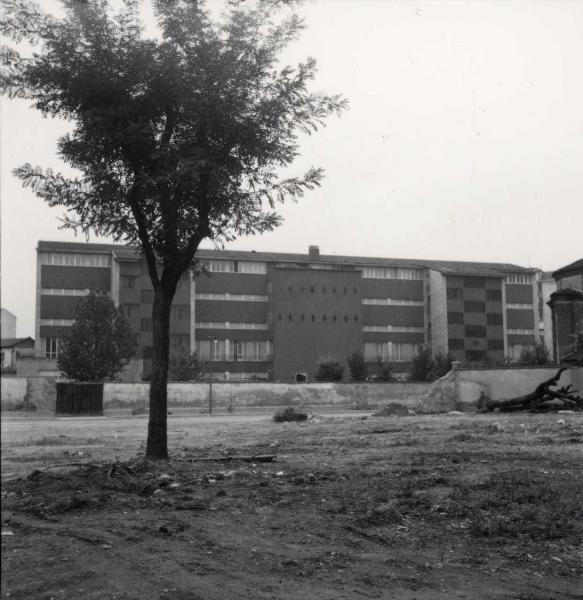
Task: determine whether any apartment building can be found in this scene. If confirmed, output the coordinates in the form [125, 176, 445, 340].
[36, 241, 543, 381]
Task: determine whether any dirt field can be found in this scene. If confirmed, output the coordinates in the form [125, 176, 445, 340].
[2, 411, 582, 600]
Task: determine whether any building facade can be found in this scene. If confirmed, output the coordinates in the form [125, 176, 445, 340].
[35, 241, 544, 381]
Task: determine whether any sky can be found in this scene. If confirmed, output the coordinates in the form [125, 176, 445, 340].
[1, 0, 583, 337]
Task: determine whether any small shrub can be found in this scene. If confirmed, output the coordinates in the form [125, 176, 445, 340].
[273, 407, 308, 423]
[518, 342, 551, 366]
[315, 361, 344, 382]
[347, 352, 368, 381]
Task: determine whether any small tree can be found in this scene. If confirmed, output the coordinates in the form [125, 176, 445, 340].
[315, 361, 344, 382]
[369, 358, 394, 382]
[407, 347, 433, 381]
[518, 342, 551, 366]
[168, 346, 202, 381]
[347, 351, 368, 382]
[430, 352, 453, 379]
[58, 291, 135, 381]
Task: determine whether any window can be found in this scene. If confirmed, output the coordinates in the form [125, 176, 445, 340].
[140, 289, 154, 302]
[487, 339, 504, 350]
[322, 315, 327, 322]
[464, 301, 486, 313]
[362, 298, 424, 306]
[448, 338, 464, 350]
[206, 260, 235, 273]
[507, 328, 535, 335]
[486, 289, 502, 301]
[486, 313, 503, 326]
[364, 342, 419, 362]
[362, 266, 422, 280]
[141, 318, 152, 332]
[237, 261, 266, 274]
[40, 318, 74, 327]
[197, 322, 268, 330]
[233, 340, 272, 361]
[195, 293, 268, 302]
[447, 288, 463, 300]
[506, 303, 533, 310]
[465, 325, 486, 338]
[41, 288, 90, 296]
[448, 312, 464, 325]
[363, 325, 425, 333]
[40, 252, 111, 267]
[463, 277, 486, 288]
[506, 273, 533, 284]
[465, 350, 486, 362]
[121, 275, 137, 289]
[45, 337, 58, 359]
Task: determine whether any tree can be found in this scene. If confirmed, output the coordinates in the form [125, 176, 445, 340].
[407, 347, 433, 381]
[347, 351, 368, 382]
[372, 358, 395, 382]
[58, 291, 135, 381]
[2, 0, 347, 458]
[315, 361, 344, 382]
[431, 351, 453, 379]
[518, 342, 551, 366]
[168, 346, 203, 381]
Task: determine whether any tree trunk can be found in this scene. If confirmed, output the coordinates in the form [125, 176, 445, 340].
[146, 285, 173, 459]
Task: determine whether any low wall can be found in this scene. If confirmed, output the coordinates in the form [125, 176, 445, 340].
[104, 381, 432, 412]
[1, 377, 28, 405]
[416, 366, 582, 413]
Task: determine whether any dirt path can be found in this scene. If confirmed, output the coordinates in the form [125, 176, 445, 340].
[2, 413, 582, 599]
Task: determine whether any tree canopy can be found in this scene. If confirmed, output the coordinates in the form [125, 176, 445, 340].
[1, 0, 347, 457]
[58, 291, 135, 381]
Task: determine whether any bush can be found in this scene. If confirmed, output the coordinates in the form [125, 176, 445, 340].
[368, 358, 394, 382]
[518, 342, 551, 366]
[315, 361, 344, 382]
[273, 407, 308, 423]
[431, 352, 453, 379]
[407, 347, 433, 381]
[347, 352, 368, 381]
[168, 346, 203, 381]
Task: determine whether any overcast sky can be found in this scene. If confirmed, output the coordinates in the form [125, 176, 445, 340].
[2, 0, 582, 337]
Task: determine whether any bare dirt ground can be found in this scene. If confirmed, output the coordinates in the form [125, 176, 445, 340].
[2, 411, 582, 600]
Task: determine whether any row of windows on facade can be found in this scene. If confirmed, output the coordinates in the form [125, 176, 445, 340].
[277, 313, 359, 324]
[195, 340, 272, 362]
[120, 276, 189, 292]
[447, 288, 502, 301]
[40, 252, 111, 267]
[363, 342, 421, 362]
[205, 260, 423, 281]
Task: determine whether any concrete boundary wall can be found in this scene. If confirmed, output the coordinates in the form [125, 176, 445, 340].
[3, 367, 581, 414]
[104, 381, 432, 412]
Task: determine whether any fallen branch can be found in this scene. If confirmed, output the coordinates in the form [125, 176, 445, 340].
[478, 368, 583, 413]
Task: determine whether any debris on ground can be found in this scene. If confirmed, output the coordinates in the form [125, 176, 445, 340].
[373, 403, 412, 417]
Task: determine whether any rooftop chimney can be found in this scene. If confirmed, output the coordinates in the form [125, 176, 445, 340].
[308, 245, 320, 258]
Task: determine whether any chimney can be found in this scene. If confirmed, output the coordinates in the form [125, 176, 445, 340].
[308, 245, 320, 258]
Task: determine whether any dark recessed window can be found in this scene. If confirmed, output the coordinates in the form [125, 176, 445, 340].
[278, 313, 282, 321]
[323, 315, 327, 322]
[332, 287, 336, 294]
[487, 313, 503, 326]
[486, 289, 502, 302]
[311, 315, 315, 322]
[344, 287, 348, 294]
[446, 288, 463, 300]
[354, 315, 358, 322]
[288, 314, 292, 321]
[332, 315, 337, 322]
[448, 338, 464, 350]
[463, 277, 486, 289]
[322, 286, 326, 294]
[344, 315, 348, 322]
[288, 285, 292, 292]
[310, 286, 314, 293]
[448, 312, 464, 325]
[353, 287, 358, 294]
[301, 314, 305, 321]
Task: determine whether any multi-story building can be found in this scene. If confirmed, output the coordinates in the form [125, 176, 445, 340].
[35, 240, 544, 381]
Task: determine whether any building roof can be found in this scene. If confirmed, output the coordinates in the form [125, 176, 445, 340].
[1, 337, 35, 349]
[552, 258, 583, 280]
[37, 240, 537, 276]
